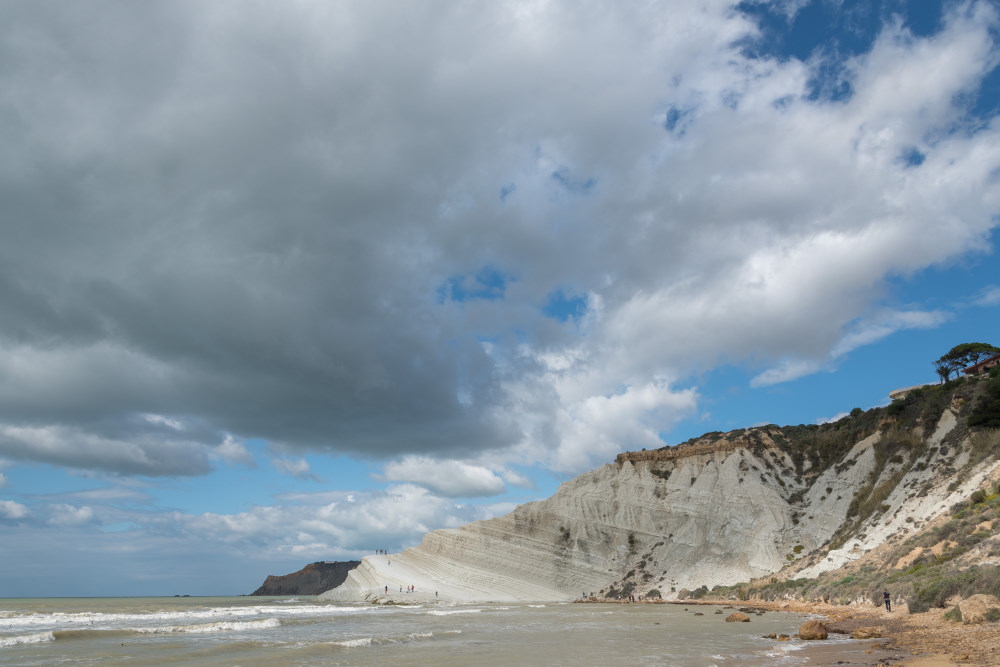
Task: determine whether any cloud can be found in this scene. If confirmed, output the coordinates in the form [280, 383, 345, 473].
[382, 457, 506, 497]
[272, 457, 319, 481]
[0, 423, 213, 477]
[47, 504, 97, 527]
[153, 484, 500, 556]
[0, 483, 521, 595]
[972, 285, 1000, 307]
[0, 0, 997, 479]
[215, 435, 256, 467]
[0, 500, 29, 520]
[751, 308, 952, 387]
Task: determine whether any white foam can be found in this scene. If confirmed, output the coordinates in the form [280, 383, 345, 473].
[331, 637, 373, 648]
[4, 603, 367, 631]
[424, 608, 482, 616]
[137, 618, 281, 634]
[0, 632, 55, 648]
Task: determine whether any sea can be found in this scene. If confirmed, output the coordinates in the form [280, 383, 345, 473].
[0, 596, 854, 666]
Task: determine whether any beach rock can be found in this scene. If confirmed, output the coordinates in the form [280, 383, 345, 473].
[851, 626, 883, 639]
[956, 594, 1000, 624]
[798, 620, 828, 640]
[776, 634, 791, 641]
[725, 612, 751, 622]
[763, 633, 776, 639]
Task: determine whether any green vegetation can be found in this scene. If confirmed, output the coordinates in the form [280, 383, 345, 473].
[969, 367, 1000, 428]
[944, 606, 963, 622]
[933, 342, 1000, 382]
[663, 354, 1000, 617]
[705, 488, 1000, 613]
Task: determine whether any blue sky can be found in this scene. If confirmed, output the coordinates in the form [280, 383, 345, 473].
[1, 0, 999, 597]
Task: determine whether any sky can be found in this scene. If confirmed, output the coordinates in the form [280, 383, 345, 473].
[1, 0, 999, 598]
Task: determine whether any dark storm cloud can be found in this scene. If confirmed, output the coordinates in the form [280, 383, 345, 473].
[0, 1, 998, 475]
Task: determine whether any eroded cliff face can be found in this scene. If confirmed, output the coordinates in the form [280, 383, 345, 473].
[321, 385, 1000, 603]
[251, 560, 360, 596]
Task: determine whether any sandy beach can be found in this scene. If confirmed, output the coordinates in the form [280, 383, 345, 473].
[681, 599, 1000, 666]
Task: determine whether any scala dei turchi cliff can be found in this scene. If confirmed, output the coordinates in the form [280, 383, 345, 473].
[319, 375, 1000, 604]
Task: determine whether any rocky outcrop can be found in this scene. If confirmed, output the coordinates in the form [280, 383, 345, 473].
[320, 378, 1000, 604]
[251, 561, 359, 596]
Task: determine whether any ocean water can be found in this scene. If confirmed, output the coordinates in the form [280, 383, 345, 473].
[0, 596, 843, 666]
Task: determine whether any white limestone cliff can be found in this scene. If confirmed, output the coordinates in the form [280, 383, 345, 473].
[321, 407, 1000, 604]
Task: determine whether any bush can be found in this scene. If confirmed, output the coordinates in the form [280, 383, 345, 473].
[969, 377, 1000, 428]
[944, 606, 963, 623]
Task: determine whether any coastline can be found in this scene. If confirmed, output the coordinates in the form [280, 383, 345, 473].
[677, 599, 1000, 666]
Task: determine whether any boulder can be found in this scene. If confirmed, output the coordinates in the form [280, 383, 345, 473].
[851, 626, 883, 639]
[725, 612, 751, 622]
[956, 594, 1000, 624]
[798, 620, 829, 640]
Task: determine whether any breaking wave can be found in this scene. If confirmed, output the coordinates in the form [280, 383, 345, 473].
[0, 632, 55, 648]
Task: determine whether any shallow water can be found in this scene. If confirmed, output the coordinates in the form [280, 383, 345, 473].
[0, 596, 859, 666]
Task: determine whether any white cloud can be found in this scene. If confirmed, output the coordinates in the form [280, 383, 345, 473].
[817, 411, 850, 425]
[972, 285, 1000, 307]
[168, 484, 504, 555]
[751, 359, 827, 388]
[142, 414, 183, 430]
[497, 468, 534, 489]
[47, 504, 96, 527]
[752, 308, 951, 387]
[832, 309, 951, 358]
[272, 458, 318, 481]
[548, 379, 699, 472]
[0, 500, 29, 520]
[382, 457, 506, 497]
[216, 435, 255, 467]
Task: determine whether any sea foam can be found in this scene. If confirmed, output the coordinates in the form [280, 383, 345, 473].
[137, 618, 281, 634]
[0, 632, 55, 648]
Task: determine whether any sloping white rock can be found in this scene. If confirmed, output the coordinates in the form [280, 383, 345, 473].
[322, 415, 1000, 604]
[325, 441, 824, 602]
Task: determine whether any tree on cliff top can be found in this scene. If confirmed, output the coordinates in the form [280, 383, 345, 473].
[934, 342, 1000, 382]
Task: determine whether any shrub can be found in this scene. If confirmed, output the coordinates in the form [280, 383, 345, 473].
[944, 606, 963, 623]
[969, 376, 1000, 427]
[689, 585, 709, 599]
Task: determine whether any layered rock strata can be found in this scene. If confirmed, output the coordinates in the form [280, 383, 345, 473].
[321, 402, 998, 603]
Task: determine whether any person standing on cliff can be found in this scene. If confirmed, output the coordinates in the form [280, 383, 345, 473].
[882, 589, 891, 612]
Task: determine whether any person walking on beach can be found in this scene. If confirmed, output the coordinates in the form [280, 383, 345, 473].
[882, 589, 891, 612]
